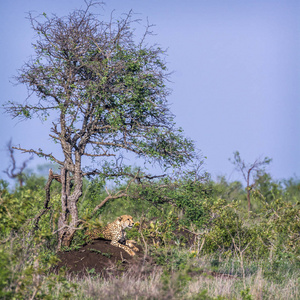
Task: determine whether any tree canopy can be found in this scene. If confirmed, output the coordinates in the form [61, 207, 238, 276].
[5, 2, 194, 171]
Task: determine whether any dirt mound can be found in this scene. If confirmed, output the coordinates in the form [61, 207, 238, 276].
[55, 239, 143, 277]
[55, 238, 237, 281]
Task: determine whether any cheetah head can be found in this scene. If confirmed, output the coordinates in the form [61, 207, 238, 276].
[117, 215, 135, 229]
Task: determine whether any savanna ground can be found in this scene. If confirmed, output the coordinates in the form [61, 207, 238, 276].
[1, 170, 299, 299]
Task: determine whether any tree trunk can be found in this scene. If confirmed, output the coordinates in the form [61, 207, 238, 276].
[57, 155, 83, 250]
[57, 167, 69, 249]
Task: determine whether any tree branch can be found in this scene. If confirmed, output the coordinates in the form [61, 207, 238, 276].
[4, 139, 33, 186]
[91, 170, 140, 216]
[33, 169, 55, 230]
[12, 146, 64, 166]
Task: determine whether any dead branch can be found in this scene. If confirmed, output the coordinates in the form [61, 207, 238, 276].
[12, 146, 64, 166]
[3, 139, 33, 187]
[33, 169, 55, 230]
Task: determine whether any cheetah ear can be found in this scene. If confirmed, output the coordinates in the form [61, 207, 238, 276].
[117, 216, 123, 222]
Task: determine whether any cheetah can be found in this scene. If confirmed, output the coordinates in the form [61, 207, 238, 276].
[85, 215, 139, 256]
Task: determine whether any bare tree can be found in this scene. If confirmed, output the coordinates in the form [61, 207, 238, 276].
[230, 151, 271, 212]
[3, 139, 33, 187]
[4, 1, 196, 248]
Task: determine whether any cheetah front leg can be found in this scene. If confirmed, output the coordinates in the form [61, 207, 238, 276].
[111, 240, 136, 256]
[126, 240, 139, 252]
[121, 230, 139, 252]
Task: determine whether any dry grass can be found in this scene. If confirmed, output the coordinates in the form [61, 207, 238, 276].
[41, 263, 299, 300]
[68, 266, 165, 300]
[186, 267, 299, 300]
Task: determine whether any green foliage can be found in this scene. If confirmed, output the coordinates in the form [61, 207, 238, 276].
[0, 227, 60, 299]
[139, 212, 179, 247]
[0, 179, 9, 191]
[200, 199, 260, 256]
[0, 250, 11, 298]
[282, 177, 300, 203]
[198, 195, 300, 266]
[259, 198, 300, 256]
[240, 288, 253, 300]
[0, 162, 299, 299]
[211, 176, 245, 203]
[22, 173, 47, 191]
[0, 188, 40, 235]
[150, 247, 191, 271]
[128, 178, 212, 228]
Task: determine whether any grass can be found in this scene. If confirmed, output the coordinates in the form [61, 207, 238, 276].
[32, 252, 299, 300]
[89, 248, 112, 258]
[2, 231, 299, 299]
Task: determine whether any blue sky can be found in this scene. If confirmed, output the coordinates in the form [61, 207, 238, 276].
[0, 0, 299, 182]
